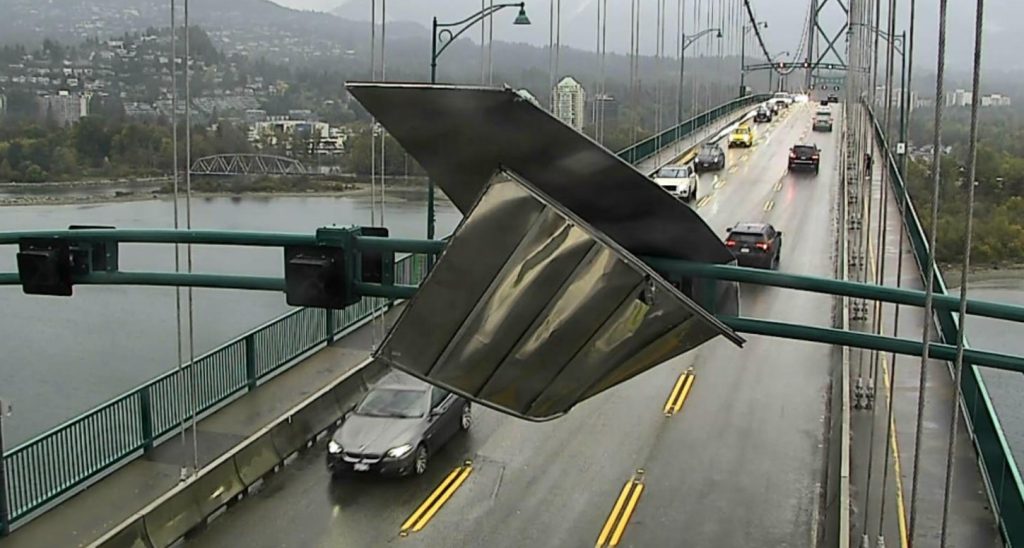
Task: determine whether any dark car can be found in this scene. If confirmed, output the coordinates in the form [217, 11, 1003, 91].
[753, 107, 773, 123]
[769, 101, 783, 115]
[326, 371, 471, 477]
[788, 143, 821, 173]
[725, 222, 783, 269]
[820, 99, 830, 106]
[694, 143, 726, 172]
[828, 94, 839, 103]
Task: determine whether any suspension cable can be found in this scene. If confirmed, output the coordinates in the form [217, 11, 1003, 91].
[599, 0, 608, 142]
[169, 0, 189, 483]
[183, 0, 199, 477]
[908, 0, 949, 540]
[939, 0, 984, 544]
[877, 0, 916, 538]
[488, 0, 495, 84]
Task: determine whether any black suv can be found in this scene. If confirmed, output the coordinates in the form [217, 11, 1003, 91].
[694, 143, 726, 172]
[754, 107, 772, 123]
[725, 223, 783, 270]
[788, 144, 821, 173]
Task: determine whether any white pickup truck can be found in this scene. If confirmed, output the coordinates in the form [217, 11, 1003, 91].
[652, 165, 698, 203]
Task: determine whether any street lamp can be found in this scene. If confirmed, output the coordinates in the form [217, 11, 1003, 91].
[426, 2, 530, 245]
[769, 51, 792, 92]
[676, 28, 723, 125]
[740, 21, 768, 97]
[857, 24, 907, 175]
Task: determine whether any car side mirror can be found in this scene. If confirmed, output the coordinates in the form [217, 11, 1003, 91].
[429, 407, 442, 418]
[777, 231, 783, 237]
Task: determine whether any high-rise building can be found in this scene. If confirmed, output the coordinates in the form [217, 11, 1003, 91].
[39, 90, 88, 126]
[553, 76, 586, 131]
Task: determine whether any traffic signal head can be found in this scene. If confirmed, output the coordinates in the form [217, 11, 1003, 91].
[17, 239, 73, 296]
[284, 244, 354, 309]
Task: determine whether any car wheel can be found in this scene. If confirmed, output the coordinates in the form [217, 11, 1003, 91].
[413, 444, 429, 476]
[459, 402, 472, 431]
[772, 255, 780, 270]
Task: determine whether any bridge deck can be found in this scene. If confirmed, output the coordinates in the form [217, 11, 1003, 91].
[190, 100, 840, 547]
[1, 312, 391, 547]
[848, 137, 1000, 546]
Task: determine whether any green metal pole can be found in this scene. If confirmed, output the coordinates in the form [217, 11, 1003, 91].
[428, 16, 438, 260]
[0, 401, 9, 536]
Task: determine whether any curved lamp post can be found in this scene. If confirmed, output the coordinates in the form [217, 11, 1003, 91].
[675, 28, 723, 125]
[739, 21, 768, 97]
[427, 3, 531, 244]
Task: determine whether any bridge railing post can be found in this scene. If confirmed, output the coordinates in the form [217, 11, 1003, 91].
[325, 308, 335, 345]
[244, 334, 258, 392]
[0, 401, 9, 537]
[138, 387, 154, 453]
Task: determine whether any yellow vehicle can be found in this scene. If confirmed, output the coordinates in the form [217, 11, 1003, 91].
[728, 124, 755, 148]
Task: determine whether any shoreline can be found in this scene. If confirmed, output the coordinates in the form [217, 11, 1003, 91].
[0, 180, 431, 207]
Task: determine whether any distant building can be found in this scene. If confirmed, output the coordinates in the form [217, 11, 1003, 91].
[945, 89, 972, 107]
[245, 108, 268, 124]
[980, 94, 1012, 107]
[553, 76, 586, 131]
[39, 90, 88, 126]
[288, 109, 315, 121]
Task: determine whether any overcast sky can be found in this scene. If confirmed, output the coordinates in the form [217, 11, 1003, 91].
[274, 0, 1021, 74]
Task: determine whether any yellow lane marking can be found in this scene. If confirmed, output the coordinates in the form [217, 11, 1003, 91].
[714, 177, 727, 189]
[679, 148, 698, 164]
[764, 199, 775, 212]
[596, 471, 646, 547]
[866, 239, 910, 548]
[400, 463, 473, 535]
[696, 195, 712, 209]
[728, 166, 739, 174]
[662, 369, 695, 416]
[740, 153, 750, 162]
[773, 180, 783, 192]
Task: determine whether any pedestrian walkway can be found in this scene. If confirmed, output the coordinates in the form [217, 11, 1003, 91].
[847, 140, 999, 547]
[3, 311, 394, 547]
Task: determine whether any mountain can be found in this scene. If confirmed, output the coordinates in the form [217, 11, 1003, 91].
[0, 0, 420, 53]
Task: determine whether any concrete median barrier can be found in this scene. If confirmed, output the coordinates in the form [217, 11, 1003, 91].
[90, 358, 378, 548]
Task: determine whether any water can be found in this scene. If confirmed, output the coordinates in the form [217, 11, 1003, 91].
[960, 275, 1024, 467]
[0, 192, 462, 445]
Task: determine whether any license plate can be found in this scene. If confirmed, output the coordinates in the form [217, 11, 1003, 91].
[353, 462, 369, 472]
[740, 248, 750, 253]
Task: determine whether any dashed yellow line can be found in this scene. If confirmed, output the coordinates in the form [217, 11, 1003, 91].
[662, 369, 695, 416]
[728, 166, 739, 174]
[764, 199, 775, 212]
[400, 463, 473, 535]
[773, 180, 783, 192]
[596, 471, 646, 547]
[696, 194, 712, 209]
[714, 177, 727, 189]
[866, 240, 910, 548]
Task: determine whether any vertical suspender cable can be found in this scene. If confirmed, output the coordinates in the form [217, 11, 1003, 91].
[380, 0, 387, 227]
[908, 0, 948, 540]
[877, 0, 916, 539]
[488, 0, 495, 85]
[939, 0, 984, 545]
[169, 0, 188, 481]
[554, 0, 561, 92]
[481, 0, 487, 83]
[600, 0, 608, 142]
[593, 0, 600, 138]
[676, 0, 684, 125]
[369, 0, 377, 228]
[183, 0, 199, 476]
[548, 0, 554, 109]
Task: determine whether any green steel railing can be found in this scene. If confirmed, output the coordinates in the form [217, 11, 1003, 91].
[0, 252, 429, 531]
[867, 104, 1024, 546]
[616, 94, 770, 165]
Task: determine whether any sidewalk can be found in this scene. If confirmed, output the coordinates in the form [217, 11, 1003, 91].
[847, 140, 999, 546]
[4, 311, 396, 547]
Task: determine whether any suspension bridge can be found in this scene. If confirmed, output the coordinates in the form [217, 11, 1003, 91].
[0, 0, 1014, 547]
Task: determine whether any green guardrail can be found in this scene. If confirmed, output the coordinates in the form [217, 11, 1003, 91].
[0, 96, 756, 535]
[616, 94, 770, 165]
[0, 252, 429, 532]
[867, 104, 1024, 546]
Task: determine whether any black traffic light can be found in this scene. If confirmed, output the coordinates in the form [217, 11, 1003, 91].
[17, 239, 73, 296]
[359, 226, 392, 285]
[68, 225, 118, 274]
[284, 244, 354, 309]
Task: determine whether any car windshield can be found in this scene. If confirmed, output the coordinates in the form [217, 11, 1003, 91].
[734, 127, 750, 135]
[657, 167, 688, 178]
[355, 387, 426, 418]
[700, 146, 718, 154]
[794, 145, 817, 154]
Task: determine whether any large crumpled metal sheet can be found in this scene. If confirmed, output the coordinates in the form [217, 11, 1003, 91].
[345, 82, 737, 271]
[373, 175, 736, 421]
